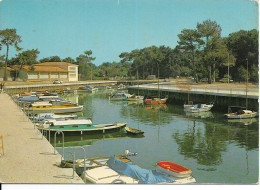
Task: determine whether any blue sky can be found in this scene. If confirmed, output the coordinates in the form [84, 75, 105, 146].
[0, 0, 258, 65]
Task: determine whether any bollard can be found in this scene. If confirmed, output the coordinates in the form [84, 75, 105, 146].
[0, 136, 4, 156]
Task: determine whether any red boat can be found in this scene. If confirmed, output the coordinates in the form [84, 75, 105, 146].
[144, 98, 167, 105]
[156, 161, 192, 178]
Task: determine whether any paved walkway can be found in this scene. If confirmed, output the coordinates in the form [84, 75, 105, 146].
[128, 82, 259, 99]
[0, 93, 84, 183]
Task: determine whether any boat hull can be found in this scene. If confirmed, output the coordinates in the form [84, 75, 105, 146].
[109, 96, 127, 101]
[144, 98, 167, 105]
[156, 161, 192, 178]
[184, 107, 212, 113]
[25, 105, 83, 113]
[225, 112, 257, 119]
[38, 122, 127, 134]
[125, 127, 144, 135]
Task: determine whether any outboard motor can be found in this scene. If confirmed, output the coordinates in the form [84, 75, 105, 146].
[124, 149, 138, 157]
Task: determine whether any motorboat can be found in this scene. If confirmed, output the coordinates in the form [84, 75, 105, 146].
[24, 100, 83, 114]
[77, 85, 98, 92]
[109, 91, 129, 101]
[184, 103, 213, 113]
[126, 94, 144, 101]
[82, 165, 139, 184]
[81, 156, 195, 184]
[32, 113, 78, 122]
[144, 97, 167, 105]
[156, 161, 192, 178]
[18, 95, 63, 102]
[60, 155, 132, 175]
[37, 119, 127, 134]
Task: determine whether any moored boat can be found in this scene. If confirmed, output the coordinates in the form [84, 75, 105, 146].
[126, 94, 144, 101]
[61, 155, 131, 175]
[81, 156, 195, 184]
[156, 161, 192, 178]
[144, 97, 167, 105]
[77, 85, 98, 92]
[184, 103, 213, 113]
[24, 100, 83, 113]
[125, 126, 144, 135]
[225, 108, 257, 119]
[225, 59, 257, 119]
[32, 113, 78, 122]
[37, 120, 127, 134]
[109, 91, 129, 101]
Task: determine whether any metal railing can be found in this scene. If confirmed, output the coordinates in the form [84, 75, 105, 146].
[54, 131, 65, 160]
[78, 147, 87, 183]
[64, 151, 76, 179]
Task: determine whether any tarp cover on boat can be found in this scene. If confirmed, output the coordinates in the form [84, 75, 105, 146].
[107, 156, 174, 184]
[19, 96, 39, 102]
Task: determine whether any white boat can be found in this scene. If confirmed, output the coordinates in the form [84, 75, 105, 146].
[184, 103, 213, 113]
[81, 156, 196, 184]
[81, 165, 195, 184]
[225, 109, 258, 119]
[41, 119, 93, 128]
[81, 166, 139, 184]
[126, 94, 144, 101]
[33, 113, 78, 122]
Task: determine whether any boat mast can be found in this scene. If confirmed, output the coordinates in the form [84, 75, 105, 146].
[158, 63, 160, 98]
[228, 53, 230, 84]
[246, 58, 248, 110]
[137, 69, 139, 96]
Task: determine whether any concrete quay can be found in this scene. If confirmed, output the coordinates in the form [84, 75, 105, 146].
[128, 82, 259, 111]
[0, 93, 84, 184]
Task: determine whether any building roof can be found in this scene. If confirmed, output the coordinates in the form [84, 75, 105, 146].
[22, 65, 68, 72]
[0, 67, 15, 71]
[35, 62, 77, 67]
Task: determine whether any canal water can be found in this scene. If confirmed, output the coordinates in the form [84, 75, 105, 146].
[54, 90, 259, 184]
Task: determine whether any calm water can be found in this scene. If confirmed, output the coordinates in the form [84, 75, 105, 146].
[54, 90, 259, 184]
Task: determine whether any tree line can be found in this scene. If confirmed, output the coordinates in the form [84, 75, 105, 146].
[0, 19, 258, 82]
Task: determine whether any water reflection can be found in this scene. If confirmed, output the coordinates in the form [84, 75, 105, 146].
[227, 118, 258, 126]
[54, 128, 144, 147]
[58, 90, 258, 183]
[172, 122, 227, 167]
[185, 111, 214, 119]
[120, 103, 172, 125]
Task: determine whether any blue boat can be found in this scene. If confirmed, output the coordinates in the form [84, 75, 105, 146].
[109, 91, 128, 101]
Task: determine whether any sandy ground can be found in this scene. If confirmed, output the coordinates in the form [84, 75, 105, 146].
[0, 93, 84, 184]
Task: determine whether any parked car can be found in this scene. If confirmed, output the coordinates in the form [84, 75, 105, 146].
[53, 80, 63, 84]
[200, 78, 208, 82]
[219, 78, 233, 83]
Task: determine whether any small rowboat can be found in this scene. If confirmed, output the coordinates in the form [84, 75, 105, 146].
[60, 155, 132, 175]
[125, 126, 144, 135]
[156, 161, 192, 178]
